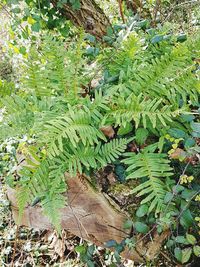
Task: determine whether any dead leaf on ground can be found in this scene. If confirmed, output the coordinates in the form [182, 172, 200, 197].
[100, 126, 115, 138]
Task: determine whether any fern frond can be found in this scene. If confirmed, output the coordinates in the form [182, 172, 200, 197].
[109, 93, 182, 129]
[129, 43, 199, 104]
[51, 138, 129, 177]
[41, 192, 65, 233]
[98, 138, 129, 165]
[83, 90, 110, 123]
[43, 110, 106, 158]
[0, 80, 15, 99]
[123, 151, 173, 213]
[16, 185, 31, 223]
[18, 157, 66, 231]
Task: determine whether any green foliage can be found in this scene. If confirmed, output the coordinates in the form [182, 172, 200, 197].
[0, 26, 199, 258]
[123, 150, 173, 213]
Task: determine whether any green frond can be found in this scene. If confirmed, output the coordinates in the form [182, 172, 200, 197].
[122, 151, 173, 213]
[83, 90, 110, 123]
[21, 34, 88, 103]
[18, 157, 66, 231]
[51, 138, 129, 177]
[43, 110, 106, 158]
[41, 192, 65, 234]
[0, 95, 34, 140]
[0, 80, 15, 99]
[16, 185, 31, 223]
[109, 93, 183, 129]
[98, 138, 129, 165]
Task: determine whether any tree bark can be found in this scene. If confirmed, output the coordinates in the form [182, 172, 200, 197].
[51, 0, 110, 40]
[125, 0, 141, 13]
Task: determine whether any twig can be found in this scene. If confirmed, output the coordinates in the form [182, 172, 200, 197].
[118, 0, 126, 24]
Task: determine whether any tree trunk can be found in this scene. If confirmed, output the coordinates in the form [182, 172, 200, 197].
[51, 0, 110, 40]
[7, 173, 170, 262]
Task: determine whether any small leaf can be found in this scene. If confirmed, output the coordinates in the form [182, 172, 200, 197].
[123, 220, 133, 229]
[181, 248, 192, 264]
[75, 245, 86, 254]
[166, 239, 174, 248]
[168, 128, 186, 138]
[184, 138, 195, 148]
[193, 245, 200, 257]
[151, 35, 163, 44]
[186, 233, 196, 245]
[105, 240, 118, 248]
[11, 7, 21, 13]
[136, 204, 149, 217]
[175, 236, 188, 244]
[118, 122, 133, 136]
[135, 222, 149, 233]
[191, 122, 200, 138]
[31, 22, 40, 32]
[177, 34, 187, 43]
[180, 209, 193, 229]
[174, 247, 182, 262]
[164, 192, 173, 203]
[135, 128, 149, 145]
[27, 16, 36, 25]
[87, 260, 95, 267]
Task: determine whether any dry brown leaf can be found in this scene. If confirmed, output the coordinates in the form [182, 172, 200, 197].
[100, 126, 115, 138]
[169, 148, 186, 160]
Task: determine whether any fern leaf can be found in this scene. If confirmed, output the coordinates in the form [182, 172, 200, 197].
[123, 151, 173, 213]
[43, 111, 106, 158]
[110, 93, 182, 129]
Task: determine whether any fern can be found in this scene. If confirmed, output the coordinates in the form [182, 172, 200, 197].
[42, 110, 106, 158]
[50, 138, 129, 177]
[1, 31, 199, 232]
[106, 36, 200, 106]
[122, 151, 174, 213]
[108, 93, 183, 129]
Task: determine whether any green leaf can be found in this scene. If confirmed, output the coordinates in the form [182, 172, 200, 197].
[181, 248, 192, 264]
[184, 138, 195, 148]
[180, 209, 193, 229]
[177, 34, 187, 43]
[166, 239, 174, 248]
[87, 260, 95, 267]
[123, 219, 133, 229]
[180, 114, 195, 122]
[19, 46, 26, 55]
[151, 35, 164, 44]
[193, 245, 200, 257]
[69, 0, 81, 9]
[136, 204, 149, 217]
[191, 122, 200, 138]
[118, 122, 133, 135]
[31, 22, 41, 32]
[181, 189, 196, 201]
[135, 222, 149, 233]
[174, 247, 182, 262]
[106, 26, 114, 37]
[172, 185, 185, 193]
[164, 192, 173, 203]
[186, 233, 196, 245]
[135, 128, 149, 145]
[75, 245, 86, 254]
[175, 236, 188, 244]
[105, 240, 118, 248]
[168, 128, 186, 139]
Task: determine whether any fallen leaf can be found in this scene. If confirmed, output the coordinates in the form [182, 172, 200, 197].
[100, 126, 115, 138]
